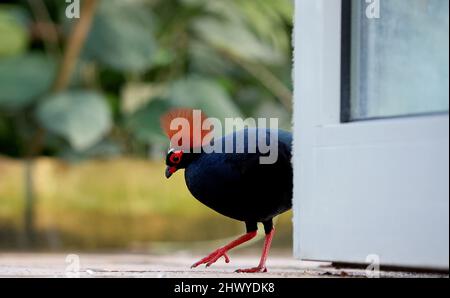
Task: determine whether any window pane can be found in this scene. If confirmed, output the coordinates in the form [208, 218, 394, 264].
[349, 0, 449, 121]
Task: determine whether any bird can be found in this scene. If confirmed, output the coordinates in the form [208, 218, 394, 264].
[161, 108, 292, 273]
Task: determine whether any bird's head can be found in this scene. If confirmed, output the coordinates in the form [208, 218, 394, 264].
[165, 148, 187, 178]
[161, 108, 213, 179]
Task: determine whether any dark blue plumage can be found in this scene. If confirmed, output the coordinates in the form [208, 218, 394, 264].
[164, 126, 293, 272]
[184, 128, 292, 225]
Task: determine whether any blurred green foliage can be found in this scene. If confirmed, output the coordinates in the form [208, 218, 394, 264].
[0, 0, 293, 250]
[37, 90, 112, 151]
[0, 0, 293, 158]
[0, 8, 28, 57]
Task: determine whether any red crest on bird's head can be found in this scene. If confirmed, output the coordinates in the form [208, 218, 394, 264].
[160, 108, 213, 150]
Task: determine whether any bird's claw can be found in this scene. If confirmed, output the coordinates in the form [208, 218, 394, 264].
[235, 266, 267, 273]
[191, 248, 230, 269]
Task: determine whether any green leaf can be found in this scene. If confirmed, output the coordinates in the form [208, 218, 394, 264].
[126, 99, 171, 144]
[0, 8, 28, 58]
[0, 53, 56, 110]
[189, 41, 234, 75]
[36, 91, 112, 151]
[188, 0, 291, 65]
[193, 17, 283, 65]
[168, 76, 242, 119]
[237, 0, 293, 54]
[83, 0, 158, 72]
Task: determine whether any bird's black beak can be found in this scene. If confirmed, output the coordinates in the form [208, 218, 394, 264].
[165, 166, 176, 178]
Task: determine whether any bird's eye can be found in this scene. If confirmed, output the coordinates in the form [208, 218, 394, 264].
[169, 151, 183, 164]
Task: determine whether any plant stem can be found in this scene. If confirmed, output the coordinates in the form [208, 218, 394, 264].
[53, 0, 99, 92]
[27, 0, 61, 58]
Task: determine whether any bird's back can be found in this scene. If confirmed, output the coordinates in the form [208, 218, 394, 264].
[185, 129, 293, 222]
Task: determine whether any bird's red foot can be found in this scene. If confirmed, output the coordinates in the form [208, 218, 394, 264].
[235, 266, 267, 273]
[191, 247, 230, 268]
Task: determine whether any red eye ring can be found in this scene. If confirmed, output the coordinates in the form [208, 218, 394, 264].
[169, 150, 183, 164]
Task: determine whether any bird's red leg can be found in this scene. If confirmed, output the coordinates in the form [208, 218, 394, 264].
[236, 228, 275, 273]
[191, 231, 257, 268]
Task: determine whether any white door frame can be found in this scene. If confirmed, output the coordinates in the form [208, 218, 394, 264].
[293, 0, 449, 269]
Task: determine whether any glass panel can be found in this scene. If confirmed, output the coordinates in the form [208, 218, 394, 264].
[349, 0, 449, 120]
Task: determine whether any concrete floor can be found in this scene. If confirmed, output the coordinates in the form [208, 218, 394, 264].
[0, 252, 447, 278]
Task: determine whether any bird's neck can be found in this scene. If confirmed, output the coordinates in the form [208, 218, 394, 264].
[180, 150, 202, 168]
